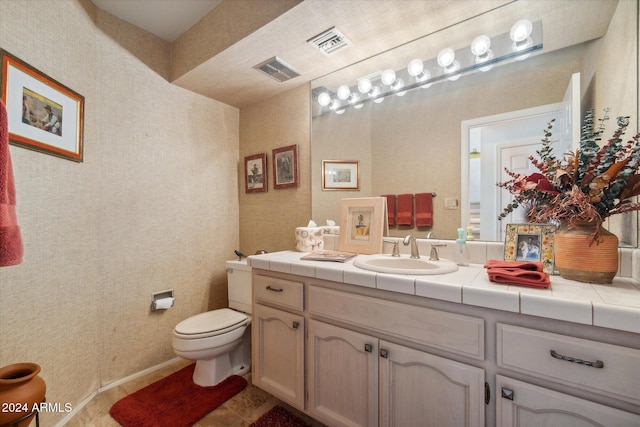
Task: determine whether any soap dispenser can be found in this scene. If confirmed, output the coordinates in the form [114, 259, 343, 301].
[455, 228, 470, 266]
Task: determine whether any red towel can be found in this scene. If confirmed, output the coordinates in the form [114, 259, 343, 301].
[0, 100, 23, 266]
[382, 194, 396, 226]
[396, 194, 413, 226]
[415, 193, 433, 227]
[484, 260, 543, 272]
[484, 260, 549, 288]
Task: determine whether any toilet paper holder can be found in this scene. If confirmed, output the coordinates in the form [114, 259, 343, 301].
[151, 289, 175, 311]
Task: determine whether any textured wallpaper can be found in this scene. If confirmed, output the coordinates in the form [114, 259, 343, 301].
[0, 1, 239, 424]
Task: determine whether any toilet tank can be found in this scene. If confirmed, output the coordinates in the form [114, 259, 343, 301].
[226, 259, 252, 314]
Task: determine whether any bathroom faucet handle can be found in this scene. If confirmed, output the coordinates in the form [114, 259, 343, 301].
[384, 239, 401, 257]
[429, 243, 446, 261]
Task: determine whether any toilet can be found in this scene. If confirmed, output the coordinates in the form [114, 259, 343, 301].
[172, 259, 252, 386]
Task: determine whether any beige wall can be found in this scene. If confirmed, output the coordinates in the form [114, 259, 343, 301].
[0, 1, 239, 424]
[239, 85, 311, 255]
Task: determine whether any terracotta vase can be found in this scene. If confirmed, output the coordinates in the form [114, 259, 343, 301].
[0, 363, 46, 427]
[554, 222, 618, 284]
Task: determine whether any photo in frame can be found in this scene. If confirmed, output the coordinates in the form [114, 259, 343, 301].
[504, 223, 555, 274]
[1, 49, 84, 162]
[322, 160, 359, 190]
[272, 144, 299, 189]
[338, 197, 386, 254]
[244, 153, 267, 193]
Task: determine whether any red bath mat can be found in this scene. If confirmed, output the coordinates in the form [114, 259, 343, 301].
[109, 363, 246, 427]
[251, 405, 312, 427]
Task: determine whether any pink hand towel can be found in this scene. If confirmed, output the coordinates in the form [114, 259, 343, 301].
[396, 194, 414, 226]
[486, 267, 551, 288]
[415, 192, 433, 227]
[484, 259, 544, 272]
[0, 100, 23, 266]
[382, 194, 396, 226]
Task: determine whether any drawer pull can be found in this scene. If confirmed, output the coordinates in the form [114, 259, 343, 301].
[266, 285, 283, 292]
[380, 348, 389, 358]
[364, 343, 373, 353]
[501, 387, 514, 401]
[292, 321, 299, 329]
[550, 349, 604, 368]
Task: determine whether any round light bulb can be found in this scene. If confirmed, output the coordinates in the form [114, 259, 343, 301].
[381, 69, 397, 86]
[510, 20, 532, 43]
[407, 59, 424, 77]
[357, 78, 372, 94]
[470, 35, 491, 56]
[437, 48, 455, 68]
[337, 85, 351, 101]
[317, 92, 331, 107]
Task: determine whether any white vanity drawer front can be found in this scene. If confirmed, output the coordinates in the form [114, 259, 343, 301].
[497, 323, 640, 404]
[254, 274, 304, 311]
[308, 286, 484, 360]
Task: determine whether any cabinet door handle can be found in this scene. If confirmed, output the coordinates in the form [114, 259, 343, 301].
[364, 343, 373, 353]
[501, 387, 514, 401]
[379, 348, 388, 358]
[550, 349, 604, 368]
[292, 321, 299, 329]
[266, 285, 283, 292]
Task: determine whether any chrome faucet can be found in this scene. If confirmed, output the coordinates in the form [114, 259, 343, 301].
[426, 232, 436, 239]
[403, 235, 420, 259]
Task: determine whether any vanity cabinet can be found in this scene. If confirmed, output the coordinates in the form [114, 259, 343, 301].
[496, 375, 640, 426]
[252, 275, 305, 409]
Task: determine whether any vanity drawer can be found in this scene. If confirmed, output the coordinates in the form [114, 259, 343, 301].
[308, 286, 484, 360]
[497, 323, 640, 404]
[254, 274, 304, 312]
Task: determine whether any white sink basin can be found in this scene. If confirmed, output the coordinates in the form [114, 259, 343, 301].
[353, 254, 459, 275]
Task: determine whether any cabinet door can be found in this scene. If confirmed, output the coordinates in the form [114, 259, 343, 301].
[496, 375, 640, 427]
[252, 304, 305, 409]
[379, 340, 485, 427]
[308, 320, 379, 427]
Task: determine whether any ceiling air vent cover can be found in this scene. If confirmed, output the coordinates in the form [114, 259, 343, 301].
[253, 57, 301, 83]
[308, 27, 351, 56]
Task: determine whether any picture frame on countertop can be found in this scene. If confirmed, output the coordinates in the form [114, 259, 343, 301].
[272, 144, 299, 189]
[244, 153, 267, 193]
[1, 49, 84, 162]
[322, 160, 360, 190]
[504, 223, 555, 274]
[338, 197, 387, 254]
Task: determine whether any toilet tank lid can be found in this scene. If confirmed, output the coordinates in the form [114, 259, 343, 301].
[225, 259, 251, 272]
[175, 308, 247, 335]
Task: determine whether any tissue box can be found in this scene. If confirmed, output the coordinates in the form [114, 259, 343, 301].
[295, 227, 324, 252]
[322, 226, 340, 235]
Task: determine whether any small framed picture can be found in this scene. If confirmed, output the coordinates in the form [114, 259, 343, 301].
[272, 144, 299, 189]
[244, 153, 267, 193]
[338, 197, 386, 254]
[322, 160, 360, 190]
[504, 223, 555, 274]
[1, 49, 84, 162]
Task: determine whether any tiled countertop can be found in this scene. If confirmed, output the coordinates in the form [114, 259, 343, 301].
[247, 250, 640, 335]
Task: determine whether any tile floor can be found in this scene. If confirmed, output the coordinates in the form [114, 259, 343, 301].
[65, 359, 326, 427]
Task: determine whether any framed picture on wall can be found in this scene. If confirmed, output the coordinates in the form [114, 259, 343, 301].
[338, 197, 386, 254]
[245, 153, 267, 193]
[272, 144, 299, 189]
[0, 49, 84, 162]
[504, 223, 555, 274]
[322, 160, 359, 190]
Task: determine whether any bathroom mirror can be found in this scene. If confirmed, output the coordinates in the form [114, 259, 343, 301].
[310, 0, 638, 245]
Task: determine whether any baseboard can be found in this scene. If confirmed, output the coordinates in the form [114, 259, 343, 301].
[54, 357, 183, 427]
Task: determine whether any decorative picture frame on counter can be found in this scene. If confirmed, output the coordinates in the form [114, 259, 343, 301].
[1, 49, 85, 162]
[338, 197, 386, 254]
[244, 153, 267, 193]
[272, 144, 299, 189]
[504, 223, 555, 274]
[322, 160, 360, 190]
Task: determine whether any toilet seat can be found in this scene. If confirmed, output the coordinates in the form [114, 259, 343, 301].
[174, 308, 248, 339]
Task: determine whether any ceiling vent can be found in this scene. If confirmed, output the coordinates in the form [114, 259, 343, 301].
[253, 57, 301, 83]
[308, 27, 352, 56]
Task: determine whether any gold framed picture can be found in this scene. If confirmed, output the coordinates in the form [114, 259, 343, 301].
[504, 223, 555, 274]
[338, 197, 386, 254]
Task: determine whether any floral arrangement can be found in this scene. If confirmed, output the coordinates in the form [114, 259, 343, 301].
[498, 108, 640, 242]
